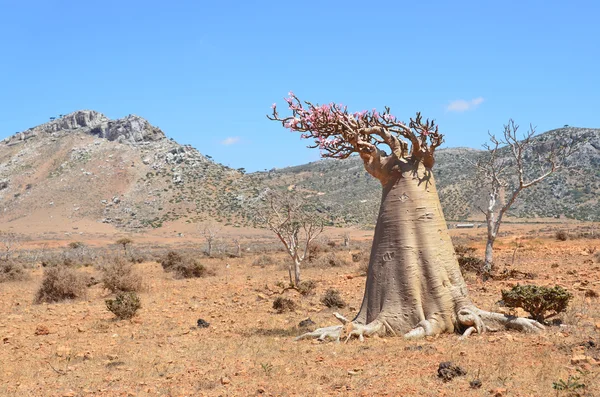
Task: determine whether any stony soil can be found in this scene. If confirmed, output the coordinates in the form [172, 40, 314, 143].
[1, 224, 599, 396]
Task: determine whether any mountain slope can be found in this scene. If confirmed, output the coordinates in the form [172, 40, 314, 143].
[1, 112, 598, 233]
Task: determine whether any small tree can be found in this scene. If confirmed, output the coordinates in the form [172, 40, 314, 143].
[472, 121, 577, 275]
[253, 190, 324, 287]
[199, 223, 220, 257]
[0, 232, 20, 261]
[342, 232, 351, 247]
[115, 238, 133, 256]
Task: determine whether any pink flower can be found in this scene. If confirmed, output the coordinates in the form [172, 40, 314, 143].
[271, 103, 276, 109]
[288, 91, 294, 97]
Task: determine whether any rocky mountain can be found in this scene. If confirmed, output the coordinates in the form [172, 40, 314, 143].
[0, 111, 598, 232]
[0, 111, 255, 230]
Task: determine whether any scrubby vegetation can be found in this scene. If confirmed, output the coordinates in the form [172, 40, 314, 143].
[272, 297, 296, 313]
[160, 250, 214, 279]
[106, 291, 142, 320]
[34, 266, 87, 303]
[101, 258, 143, 293]
[320, 288, 346, 308]
[501, 284, 573, 323]
[0, 260, 28, 283]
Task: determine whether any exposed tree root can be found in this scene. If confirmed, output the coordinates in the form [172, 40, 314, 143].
[295, 307, 545, 343]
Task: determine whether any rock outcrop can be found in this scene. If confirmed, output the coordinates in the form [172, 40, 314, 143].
[2, 110, 165, 146]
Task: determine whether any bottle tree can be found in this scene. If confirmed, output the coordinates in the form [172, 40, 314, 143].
[269, 93, 544, 341]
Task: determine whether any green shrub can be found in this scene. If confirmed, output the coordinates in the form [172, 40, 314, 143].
[320, 289, 346, 308]
[35, 266, 87, 303]
[106, 292, 141, 320]
[501, 284, 573, 323]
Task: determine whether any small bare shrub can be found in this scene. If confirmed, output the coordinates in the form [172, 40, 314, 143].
[555, 230, 569, 241]
[101, 258, 143, 293]
[160, 250, 214, 279]
[351, 251, 365, 263]
[272, 297, 296, 313]
[454, 244, 484, 274]
[310, 252, 350, 268]
[0, 260, 28, 283]
[320, 289, 346, 308]
[252, 254, 275, 267]
[35, 266, 87, 303]
[501, 284, 573, 323]
[297, 280, 316, 296]
[358, 261, 369, 276]
[106, 291, 141, 320]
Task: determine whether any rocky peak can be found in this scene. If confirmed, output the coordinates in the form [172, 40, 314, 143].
[3, 110, 165, 146]
[90, 114, 165, 144]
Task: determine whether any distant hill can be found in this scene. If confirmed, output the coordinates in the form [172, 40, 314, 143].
[0, 112, 598, 232]
[263, 127, 600, 224]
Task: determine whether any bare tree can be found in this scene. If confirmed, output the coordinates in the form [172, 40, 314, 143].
[232, 237, 242, 257]
[0, 232, 20, 261]
[342, 232, 351, 247]
[253, 190, 324, 287]
[269, 92, 542, 342]
[200, 223, 221, 257]
[471, 120, 577, 275]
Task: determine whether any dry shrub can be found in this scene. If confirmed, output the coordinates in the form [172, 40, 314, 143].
[358, 262, 369, 276]
[252, 254, 275, 267]
[310, 252, 350, 268]
[0, 260, 28, 283]
[101, 258, 143, 293]
[160, 250, 214, 279]
[351, 251, 365, 263]
[34, 266, 87, 303]
[297, 280, 316, 296]
[272, 297, 296, 313]
[555, 230, 569, 241]
[308, 242, 331, 262]
[321, 289, 346, 308]
[454, 244, 484, 274]
[106, 292, 141, 320]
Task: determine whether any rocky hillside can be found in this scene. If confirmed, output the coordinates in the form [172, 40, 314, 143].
[0, 112, 598, 231]
[265, 127, 600, 224]
[0, 111, 257, 230]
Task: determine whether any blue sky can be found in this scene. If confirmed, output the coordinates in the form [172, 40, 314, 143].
[1, 1, 598, 172]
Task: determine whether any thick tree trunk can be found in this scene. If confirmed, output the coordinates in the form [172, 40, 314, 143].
[297, 161, 544, 342]
[353, 161, 471, 335]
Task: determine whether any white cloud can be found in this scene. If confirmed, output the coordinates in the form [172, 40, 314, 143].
[446, 97, 484, 112]
[221, 137, 240, 145]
